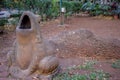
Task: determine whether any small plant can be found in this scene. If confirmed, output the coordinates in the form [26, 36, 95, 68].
[88, 70, 110, 80]
[59, 60, 111, 80]
[53, 70, 110, 80]
[67, 60, 97, 70]
[71, 74, 87, 80]
[112, 60, 120, 69]
[80, 61, 96, 70]
[53, 72, 88, 80]
[53, 72, 71, 80]
[81, 1, 95, 12]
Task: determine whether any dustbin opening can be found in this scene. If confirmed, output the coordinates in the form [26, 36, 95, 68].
[20, 15, 31, 29]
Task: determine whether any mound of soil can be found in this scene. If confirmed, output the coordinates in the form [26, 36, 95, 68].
[48, 29, 120, 59]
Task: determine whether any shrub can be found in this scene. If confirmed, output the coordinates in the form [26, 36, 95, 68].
[71, 1, 82, 14]
[0, 19, 8, 32]
[10, 14, 21, 18]
[81, 1, 112, 16]
[62, 1, 82, 17]
[0, 19, 8, 26]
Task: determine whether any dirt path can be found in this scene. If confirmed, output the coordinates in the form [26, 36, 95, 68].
[0, 17, 120, 79]
[41, 17, 120, 40]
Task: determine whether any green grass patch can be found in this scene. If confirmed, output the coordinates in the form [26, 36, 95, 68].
[111, 60, 120, 69]
[53, 70, 110, 80]
[80, 61, 96, 70]
[53, 72, 87, 80]
[88, 70, 110, 80]
[54, 60, 111, 80]
[67, 60, 97, 70]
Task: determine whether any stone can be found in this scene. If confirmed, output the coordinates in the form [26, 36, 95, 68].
[7, 11, 59, 79]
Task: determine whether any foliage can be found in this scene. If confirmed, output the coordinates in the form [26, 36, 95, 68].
[4, 0, 83, 19]
[10, 14, 21, 18]
[53, 72, 87, 80]
[62, 1, 74, 13]
[81, 1, 112, 16]
[81, 1, 95, 11]
[41, 0, 60, 19]
[8, 17, 19, 25]
[67, 60, 96, 70]
[57, 60, 110, 80]
[53, 70, 110, 80]
[115, 0, 120, 2]
[80, 61, 96, 70]
[62, 1, 82, 17]
[2, 0, 117, 19]
[93, 4, 111, 16]
[71, 1, 82, 13]
[0, 19, 8, 32]
[0, 19, 8, 26]
[112, 9, 120, 15]
[112, 60, 120, 69]
[88, 70, 110, 80]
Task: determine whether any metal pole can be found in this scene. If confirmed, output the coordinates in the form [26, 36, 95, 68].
[60, 0, 63, 25]
[60, 0, 62, 11]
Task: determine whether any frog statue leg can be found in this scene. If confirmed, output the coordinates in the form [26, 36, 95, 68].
[7, 11, 59, 79]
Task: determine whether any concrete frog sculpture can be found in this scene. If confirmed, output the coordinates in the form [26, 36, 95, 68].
[7, 11, 59, 79]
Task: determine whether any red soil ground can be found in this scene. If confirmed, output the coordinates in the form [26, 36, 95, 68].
[0, 16, 120, 80]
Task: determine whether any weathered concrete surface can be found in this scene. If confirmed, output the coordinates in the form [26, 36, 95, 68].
[7, 11, 59, 79]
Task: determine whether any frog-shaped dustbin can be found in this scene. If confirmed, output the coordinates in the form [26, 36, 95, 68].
[7, 11, 59, 80]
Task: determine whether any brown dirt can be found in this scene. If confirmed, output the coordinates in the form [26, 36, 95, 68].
[0, 16, 120, 79]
